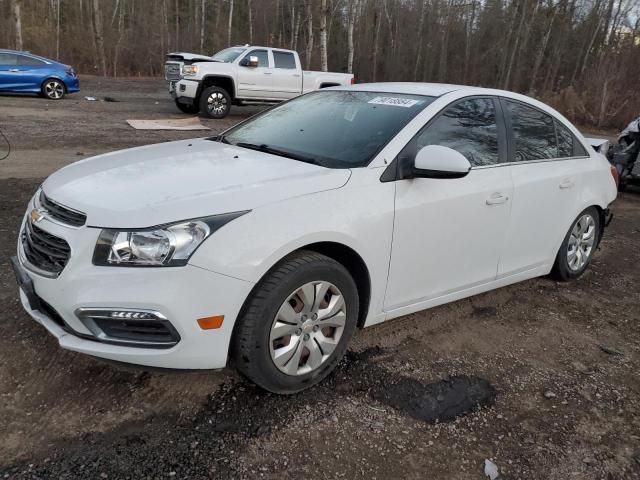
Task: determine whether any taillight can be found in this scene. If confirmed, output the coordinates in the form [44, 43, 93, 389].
[351, 77, 356, 85]
[610, 164, 619, 187]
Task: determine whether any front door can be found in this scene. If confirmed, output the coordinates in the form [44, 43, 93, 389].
[385, 97, 513, 311]
[236, 49, 274, 99]
[0, 53, 21, 91]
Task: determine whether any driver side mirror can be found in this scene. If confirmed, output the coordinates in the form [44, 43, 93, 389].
[241, 55, 259, 67]
[412, 145, 471, 179]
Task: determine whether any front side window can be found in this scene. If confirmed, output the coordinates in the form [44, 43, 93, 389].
[505, 100, 557, 161]
[17, 55, 45, 65]
[242, 49, 269, 67]
[273, 51, 296, 69]
[416, 98, 500, 167]
[220, 91, 434, 168]
[0, 53, 18, 65]
[211, 47, 246, 63]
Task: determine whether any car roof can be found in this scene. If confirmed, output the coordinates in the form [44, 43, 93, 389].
[334, 82, 490, 97]
[0, 49, 54, 63]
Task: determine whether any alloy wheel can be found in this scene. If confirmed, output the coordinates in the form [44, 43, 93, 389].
[269, 281, 347, 376]
[567, 213, 596, 271]
[206, 92, 228, 116]
[44, 80, 64, 99]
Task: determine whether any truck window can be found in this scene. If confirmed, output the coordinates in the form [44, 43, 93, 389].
[273, 52, 296, 69]
[242, 50, 269, 67]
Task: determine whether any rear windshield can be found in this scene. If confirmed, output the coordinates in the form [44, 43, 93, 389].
[220, 91, 434, 168]
[212, 47, 246, 63]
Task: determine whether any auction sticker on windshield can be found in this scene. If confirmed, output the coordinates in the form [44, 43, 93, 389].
[368, 96, 422, 108]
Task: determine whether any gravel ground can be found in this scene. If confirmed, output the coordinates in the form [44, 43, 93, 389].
[0, 78, 639, 479]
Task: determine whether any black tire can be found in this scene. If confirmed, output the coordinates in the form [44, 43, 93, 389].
[231, 250, 359, 394]
[199, 86, 231, 119]
[41, 78, 66, 100]
[174, 100, 199, 114]
[551, 207, 600, 281]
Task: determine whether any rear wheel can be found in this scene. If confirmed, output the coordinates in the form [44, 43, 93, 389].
[199, 86, 231, 119]
[42, 79, 65, 100]
[231, 251, 359, 394]
[174, 100, 199, 114]
[551, 207, 600, 281]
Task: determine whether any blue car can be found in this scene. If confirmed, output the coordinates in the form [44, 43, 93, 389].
[0, 49, 79, 100]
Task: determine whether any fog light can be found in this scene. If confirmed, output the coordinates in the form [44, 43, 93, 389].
[75, 308, 180, 348]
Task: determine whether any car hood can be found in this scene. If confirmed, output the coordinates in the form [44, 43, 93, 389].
[41, 139, 351, 228]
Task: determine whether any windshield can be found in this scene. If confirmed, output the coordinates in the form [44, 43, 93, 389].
[211, 47, 246, 63]
[219, 91, 435, 168]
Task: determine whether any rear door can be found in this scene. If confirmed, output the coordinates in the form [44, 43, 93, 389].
[385, 97, 513, 311]
[497, 99, 586, 277]
[270, 50, 302, 99]
[0, 53, 20, 91]
[236, 49, 274, 99]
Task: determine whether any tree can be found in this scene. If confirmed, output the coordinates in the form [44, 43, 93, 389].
[319, 0, 328, 71]
[10, 0, 23, 50]
[92, 0, 107, 75]
[228, 0, 234, 46]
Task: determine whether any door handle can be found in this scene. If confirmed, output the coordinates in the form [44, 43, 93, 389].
[559, 179, 575, 189]
[486, 193, 509, 205]
[9, 68, 20, 72]
[263, 72, 273, 75]
[293, 74, 301, 77]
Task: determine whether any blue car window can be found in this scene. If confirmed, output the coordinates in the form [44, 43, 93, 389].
[0, 53, 18, 65]
[17, 55, 45, 66]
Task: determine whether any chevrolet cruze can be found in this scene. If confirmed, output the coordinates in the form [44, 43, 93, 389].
[12, 83, 617, 393]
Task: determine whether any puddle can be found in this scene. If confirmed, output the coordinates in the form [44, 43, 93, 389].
[370, 374, 496, 422]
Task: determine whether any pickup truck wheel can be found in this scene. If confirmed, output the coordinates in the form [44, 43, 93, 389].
[174, 100, 199, 114]
[199, 86, 231, 119]
[231, 250, 359, 394]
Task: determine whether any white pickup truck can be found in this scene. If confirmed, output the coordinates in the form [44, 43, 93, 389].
[165, 45, 354, 118]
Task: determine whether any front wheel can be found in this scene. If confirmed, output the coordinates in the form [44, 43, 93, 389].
[199, 86, 231, 119]
[174, 100, 199, 114]
[42, 79, 65, 100]
[551, 207, 600, 281]
[231, 251, 359, 394]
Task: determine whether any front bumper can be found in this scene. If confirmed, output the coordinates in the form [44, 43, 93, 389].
[171, 79, 199, 104]
[63, 74, 80, 93]
[13, 203, 254, 370]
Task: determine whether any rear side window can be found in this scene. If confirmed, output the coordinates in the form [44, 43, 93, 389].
[555, 120, 588, 157]
[17, 55, 45, 65]
[0, 53, 17, 65]
[416, 98, 500, 167]
[243, 49, 269, 67]
[273, 51, 296, 69]
[505, 100, 557, 161]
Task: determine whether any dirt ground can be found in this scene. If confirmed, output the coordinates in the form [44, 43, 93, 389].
[0, 77, 639, 479]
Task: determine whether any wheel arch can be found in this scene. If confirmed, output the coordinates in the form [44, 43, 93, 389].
[41, 76, 68, 92]
[235, 241, 372, 331]
[200, 75, 235, 99]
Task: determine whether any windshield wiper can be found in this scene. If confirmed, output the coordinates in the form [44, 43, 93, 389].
[234, 142, 322, 166]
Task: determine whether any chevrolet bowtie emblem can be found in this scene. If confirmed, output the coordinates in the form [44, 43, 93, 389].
[30, 208, 45, 223]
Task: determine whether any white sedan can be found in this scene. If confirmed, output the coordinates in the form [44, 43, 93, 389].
[12, 83, 617, 393]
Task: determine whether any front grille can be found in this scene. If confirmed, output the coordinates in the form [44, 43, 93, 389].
[164, 62, 182, 81]
[40, 191, 86, 227]
[22, 220, 71, 275]
[94, 318, 179, 345]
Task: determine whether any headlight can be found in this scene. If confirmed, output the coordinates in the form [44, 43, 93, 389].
[182, 65, 199, 76]
[92, 212, 248, 267]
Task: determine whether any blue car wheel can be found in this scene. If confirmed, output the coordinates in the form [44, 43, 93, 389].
[42, 78, 65, 100]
